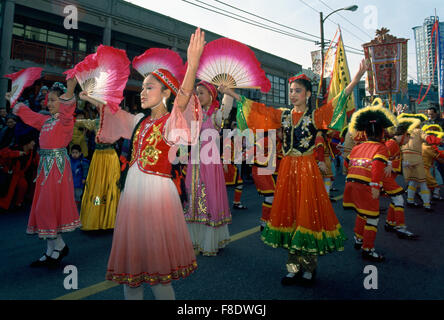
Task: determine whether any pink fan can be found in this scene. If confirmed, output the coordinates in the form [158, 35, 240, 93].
[64, 45, 130, 113]
[133, 48, 185, 83]
[196, 38, 271, 93]
[5, 67, 43, 107]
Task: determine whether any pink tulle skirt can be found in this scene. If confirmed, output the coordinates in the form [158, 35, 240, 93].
[105, 165, 197, 287]
[27, 159, 80, 239]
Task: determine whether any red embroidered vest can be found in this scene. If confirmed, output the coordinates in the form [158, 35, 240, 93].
[129, 113, 173, 178]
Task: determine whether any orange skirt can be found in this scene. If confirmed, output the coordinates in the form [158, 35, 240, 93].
[261, 153, 346, 255]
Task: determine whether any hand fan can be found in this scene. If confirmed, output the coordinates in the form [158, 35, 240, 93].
[5, 67, 43, 107]
[64, 45, 130, 113]
[196, 38, 271, 93]
[132, 48, 185, 82]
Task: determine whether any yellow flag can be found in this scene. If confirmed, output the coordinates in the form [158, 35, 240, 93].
[327, 34, 355, 115]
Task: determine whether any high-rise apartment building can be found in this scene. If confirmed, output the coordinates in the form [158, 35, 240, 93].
[413, 16, 444, 86]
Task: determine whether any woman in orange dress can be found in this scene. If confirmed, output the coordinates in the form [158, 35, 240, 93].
[219, 59, 368, 285]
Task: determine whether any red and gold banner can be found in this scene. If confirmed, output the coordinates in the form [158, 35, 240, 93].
[363, 28, 408, 96]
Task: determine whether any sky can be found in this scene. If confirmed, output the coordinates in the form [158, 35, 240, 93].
[126, 0, 442, 84]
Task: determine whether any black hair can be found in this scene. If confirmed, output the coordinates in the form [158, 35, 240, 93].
[427, 107, 438, 113]
[394, 122, 410, 136]
[49, 82, 66, 98]
[364, 121, 384, 141]
[6, 114, 17, 121]
[143, 73, 175, 116]
[75, 109, 85, 116]
[290, 78, 313, 107]
[71, 144, 82, 153]
[16, 134, 35, 148]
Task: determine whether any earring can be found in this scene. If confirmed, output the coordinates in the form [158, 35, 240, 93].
[162, 97, 167, 107]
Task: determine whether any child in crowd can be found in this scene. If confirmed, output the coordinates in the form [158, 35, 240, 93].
[69, 144, 89, 211]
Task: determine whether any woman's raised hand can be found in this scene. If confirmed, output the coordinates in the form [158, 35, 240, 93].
[187, 28, 206, 70]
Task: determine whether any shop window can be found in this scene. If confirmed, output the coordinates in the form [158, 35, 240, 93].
[25, 26, 47, 42]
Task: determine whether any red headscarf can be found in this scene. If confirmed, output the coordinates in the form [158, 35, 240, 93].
[197, 80, 219, 116]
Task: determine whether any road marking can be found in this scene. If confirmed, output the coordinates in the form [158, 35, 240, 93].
[333, 194, 343, 201]
[54, 279, 118, 300]
[229, 226, 260, 242]
[54, 225, 261, 300]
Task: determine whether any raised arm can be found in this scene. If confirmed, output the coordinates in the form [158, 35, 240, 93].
[6, 90, 49, 130]
[217, 85, 282, 131]
[57, 78, 78, 128]
[79, 91, 138, 143]
[345, 58, 369, 96]
[175, 28, 206, 111]
[318, 59, 369, 130]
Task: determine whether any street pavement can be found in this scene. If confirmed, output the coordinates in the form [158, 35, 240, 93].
[1, 169, 444, 300]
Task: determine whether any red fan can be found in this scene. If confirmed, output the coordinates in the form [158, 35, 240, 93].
[196, 38, 271, 93]
[5, 67, 43, 107]
[64, 45, 130, 113]
[132, 48, 185, 83]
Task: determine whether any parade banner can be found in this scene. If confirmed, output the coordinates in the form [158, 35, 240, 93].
[327, 33, 355, 131]
[362, 28, 408, 96]
[437, 20, 444, 108]
[311, 47, 336, 77]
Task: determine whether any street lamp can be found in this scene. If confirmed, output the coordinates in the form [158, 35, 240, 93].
[318, 5, 358, 104]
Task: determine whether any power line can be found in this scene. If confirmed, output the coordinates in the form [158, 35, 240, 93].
[317, 0, 373, 39]
[213, 0, 321, 41]
[183, 0, 319, 43]
[298, 0, 367, 44]
[185, 0, 364, 55]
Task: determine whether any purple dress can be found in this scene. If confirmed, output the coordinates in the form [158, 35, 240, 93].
[184, 110, 231, 256]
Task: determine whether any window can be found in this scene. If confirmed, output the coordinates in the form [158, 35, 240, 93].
[13, 23, 24, 37]
[260, 73, 287, 107]
[25, 26, 47, 42]
[47, 31, 68, 47]
[78, 39, 87, 52]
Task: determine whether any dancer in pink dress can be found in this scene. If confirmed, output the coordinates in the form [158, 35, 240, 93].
[184, 80, 232, 256]
[82, 28, 205, 300]
[8, 79, 80, 267]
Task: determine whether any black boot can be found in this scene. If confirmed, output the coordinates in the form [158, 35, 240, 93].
[362, 249, 385, 262]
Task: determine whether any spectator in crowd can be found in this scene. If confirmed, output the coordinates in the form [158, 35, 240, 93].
[0, 134, 38, 211]
[69, 144, 90, 211]
[426, 107, 444, 128]
[34, 86, 49, 112]
[0, 115, 18, 148]
[0, 107, 8, 130]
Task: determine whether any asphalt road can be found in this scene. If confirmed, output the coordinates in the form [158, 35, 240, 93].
[1, 169, 444, 301]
